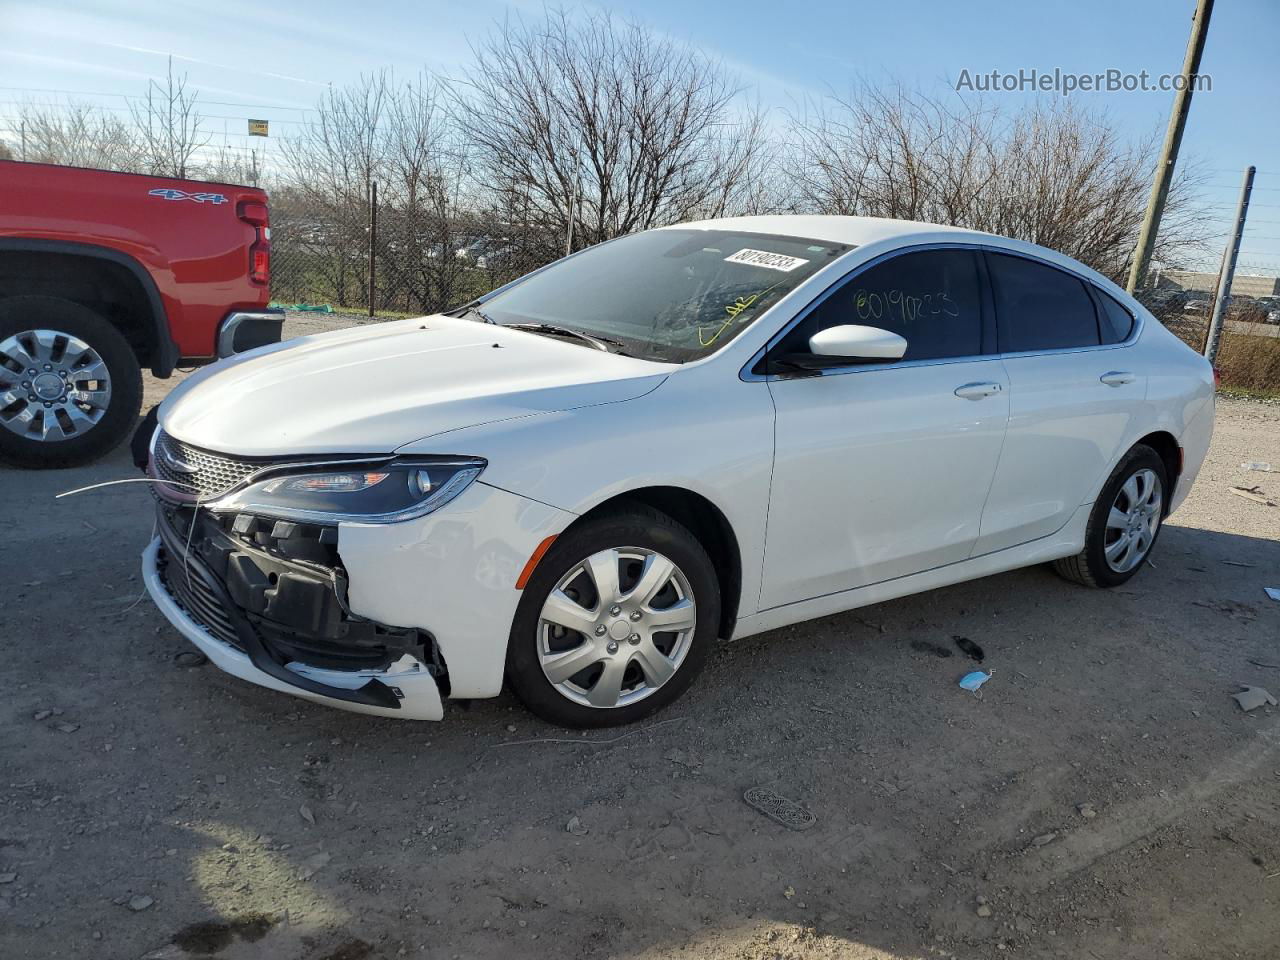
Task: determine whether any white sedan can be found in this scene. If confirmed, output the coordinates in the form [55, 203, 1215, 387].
[141, 216, 1215, 726]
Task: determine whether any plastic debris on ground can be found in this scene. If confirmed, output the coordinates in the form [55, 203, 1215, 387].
[1232, 685, 1278, 712]
[743, 787, 817, 831]
[270, 302, 334, 313]
[959, 670, 992, 693]
[1241, 461, 1273, 472]
[1265, 587, 1280, 602]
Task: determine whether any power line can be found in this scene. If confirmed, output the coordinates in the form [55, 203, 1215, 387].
[0, 85, 314, 112]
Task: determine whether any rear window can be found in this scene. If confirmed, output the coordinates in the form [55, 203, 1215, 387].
[1094, 289, 1136, 344]
[987, 253, 1100, 352]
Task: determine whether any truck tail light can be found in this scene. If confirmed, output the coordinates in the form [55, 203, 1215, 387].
[238, 200, 271, 286]
[1212, 366, 1221, 389]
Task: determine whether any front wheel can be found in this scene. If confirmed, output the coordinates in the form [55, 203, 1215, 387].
[506, 506, 721, 728]
[1053, 444, 1168, 588]
[0, 296, 143, 468]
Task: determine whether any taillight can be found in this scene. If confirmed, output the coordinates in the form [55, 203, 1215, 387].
[1212, 366, 1221, 389]
[238, 200, 270, 286]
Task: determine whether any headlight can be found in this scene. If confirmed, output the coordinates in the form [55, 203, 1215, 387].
[209, 457, 486, 524]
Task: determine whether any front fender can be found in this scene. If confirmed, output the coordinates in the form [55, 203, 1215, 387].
[397, 369, 777, 619]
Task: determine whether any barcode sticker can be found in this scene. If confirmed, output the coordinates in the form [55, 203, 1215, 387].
[724, 248, 810, 272]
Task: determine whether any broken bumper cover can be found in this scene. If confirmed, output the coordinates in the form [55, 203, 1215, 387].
[140, 536, 444, 722]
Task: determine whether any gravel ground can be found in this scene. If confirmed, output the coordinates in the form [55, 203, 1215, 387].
[2, 313, 1279, 960]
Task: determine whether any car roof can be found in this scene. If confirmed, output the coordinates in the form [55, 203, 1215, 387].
[663, 214, 1126, 298]
[665, 214, 999, 248]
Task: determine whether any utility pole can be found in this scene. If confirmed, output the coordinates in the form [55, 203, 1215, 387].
[1126, 0, 1214, 294]
[564, 179, 578, 257]
[368, 180, 378, 319]
[1203, 166, 1255, 365]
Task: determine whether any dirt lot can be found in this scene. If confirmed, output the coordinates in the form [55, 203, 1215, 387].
[2, 314, 1279, 960]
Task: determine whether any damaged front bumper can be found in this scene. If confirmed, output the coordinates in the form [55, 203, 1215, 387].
[141, 500, 445, 720]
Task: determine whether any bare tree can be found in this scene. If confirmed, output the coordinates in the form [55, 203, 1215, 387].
[454, 8, 767, 254]
[14, 101, 142, 171]
[788, 86, 1212, 281]
[203, 144, 263, 186]
[278, 72, 391, 307]
[131, 57, 208, 178]
[379, 73, 478, 312]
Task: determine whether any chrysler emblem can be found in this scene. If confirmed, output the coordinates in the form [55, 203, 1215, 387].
[161, 445, 198, 474]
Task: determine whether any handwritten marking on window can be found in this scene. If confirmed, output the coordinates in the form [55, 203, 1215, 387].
[699, 283, 783, 347]
[854, 288, 960, 326]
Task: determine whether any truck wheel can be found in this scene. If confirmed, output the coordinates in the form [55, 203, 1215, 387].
[0, 296, 143, 469]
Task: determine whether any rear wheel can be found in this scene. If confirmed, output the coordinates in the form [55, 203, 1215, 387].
[1053, 444, 1167, 588]
[0, 296, 143, 468]
[506, 506, 720, 727]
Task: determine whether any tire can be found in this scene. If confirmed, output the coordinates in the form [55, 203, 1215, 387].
[0, 296, 143, 469]
[1052, 444, 1168, 588]
[506, 505, 721, 728]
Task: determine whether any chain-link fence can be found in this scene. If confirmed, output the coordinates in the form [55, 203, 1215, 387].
[270, 192, 566, 318]
[1138, 259, 1280, 394]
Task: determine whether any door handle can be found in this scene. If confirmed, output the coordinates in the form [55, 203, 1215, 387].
[954, 381, 1004, 400]
[1099, 371, 1137, 387]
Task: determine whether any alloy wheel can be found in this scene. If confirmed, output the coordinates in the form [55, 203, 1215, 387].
[1103, 468, 1162, 573]
[537, 547, 697, 709]
[0, 328, 113, 442]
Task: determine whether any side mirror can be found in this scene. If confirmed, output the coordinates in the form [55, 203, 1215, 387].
[809, 324, 907, 362]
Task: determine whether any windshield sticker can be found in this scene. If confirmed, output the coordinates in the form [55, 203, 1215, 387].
[724, 248, 810, 272]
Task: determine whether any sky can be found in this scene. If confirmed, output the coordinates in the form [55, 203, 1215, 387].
[1, 0, 1277, 271]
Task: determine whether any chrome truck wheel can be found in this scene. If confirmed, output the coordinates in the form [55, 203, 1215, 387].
[0, 297, 142, 469]
[0, 328, 113, 442]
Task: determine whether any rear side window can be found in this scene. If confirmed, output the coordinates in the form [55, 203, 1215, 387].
[774, 249, 984, 363]
[1094, 289, 1136, 344]
[987, 253, 1100, 352]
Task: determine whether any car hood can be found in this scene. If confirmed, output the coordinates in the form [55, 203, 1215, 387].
[160, 315, 672, 456]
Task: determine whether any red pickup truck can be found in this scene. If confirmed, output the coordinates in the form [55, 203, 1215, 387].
[0, 161, 283, 467]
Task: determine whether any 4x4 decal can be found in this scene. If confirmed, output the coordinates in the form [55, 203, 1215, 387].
[148, 188, 228, 204]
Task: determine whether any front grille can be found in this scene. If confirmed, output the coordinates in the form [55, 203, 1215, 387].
[155, 535, 243, 650]
[152, 430, 260, 500]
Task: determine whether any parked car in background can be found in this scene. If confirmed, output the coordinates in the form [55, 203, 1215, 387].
[1253, 296, 1280, 323]
[1146, 288, 1190, 310]
[455, 237, 516, 270]
[0, 161, 284, 467]
[141, 216, 1215, 727]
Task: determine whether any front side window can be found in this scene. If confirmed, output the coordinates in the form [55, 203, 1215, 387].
[987, 253, 1100, 352]
[478, 229, 851, 362]
[772, 248, 984, 365]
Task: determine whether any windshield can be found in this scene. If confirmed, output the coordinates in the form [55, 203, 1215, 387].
[478, 229, 852, 362]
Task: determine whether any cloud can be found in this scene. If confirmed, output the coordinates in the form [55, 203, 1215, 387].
[94, 41, 327, 88]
